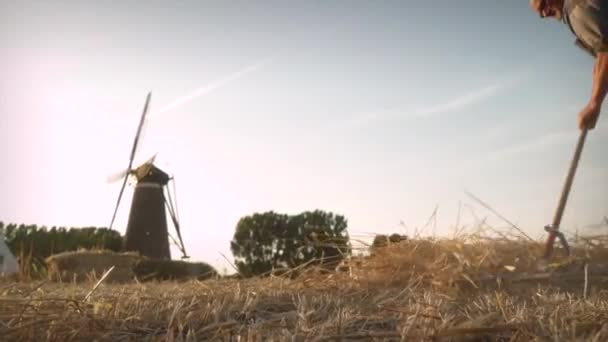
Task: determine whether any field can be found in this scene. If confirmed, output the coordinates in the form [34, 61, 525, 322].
[1, 235, 608, 341]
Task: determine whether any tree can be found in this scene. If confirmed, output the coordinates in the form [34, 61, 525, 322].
[0, 221, 123, 264]
[230, 210, 351, 277]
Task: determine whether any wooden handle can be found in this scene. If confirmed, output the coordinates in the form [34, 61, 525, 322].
[544, 128, 588, 259]
[552, 128, 588, 227]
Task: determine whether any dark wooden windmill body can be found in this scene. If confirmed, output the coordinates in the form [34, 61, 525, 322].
[108, 93, 189, 260]
[123, 164, 172, 260]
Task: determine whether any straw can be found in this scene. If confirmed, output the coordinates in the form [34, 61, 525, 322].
[0, 233, 606, 341]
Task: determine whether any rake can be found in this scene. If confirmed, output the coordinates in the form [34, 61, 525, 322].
[543, 128, 588, 260]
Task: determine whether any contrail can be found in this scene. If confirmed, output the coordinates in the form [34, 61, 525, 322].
[332, 71, 529, 131]
[412, 83, 504, 118]
[130, 58, 271, 159]
[411, 70, 530, 118]
[151, 58, 273, 117]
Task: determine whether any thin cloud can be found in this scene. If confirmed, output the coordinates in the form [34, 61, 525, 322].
[412, 72, 529, 118]
[412, 83, 504, 118]
[339, 73, 526, 130]
[150, 58, 273, 117]
[487, 130, 574, 161]
[323, 82, 503, 133]
[488, 124, 607, 162]
[131, 58, 272, 158]
[454, 119, 607, 178]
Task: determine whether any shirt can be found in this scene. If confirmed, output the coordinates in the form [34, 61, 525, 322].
[563, 0, 608, 57]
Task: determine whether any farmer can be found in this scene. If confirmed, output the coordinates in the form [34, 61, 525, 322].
[529, 0, 608, 130]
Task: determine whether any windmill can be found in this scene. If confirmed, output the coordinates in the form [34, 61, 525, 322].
[107, 92, 189, 260]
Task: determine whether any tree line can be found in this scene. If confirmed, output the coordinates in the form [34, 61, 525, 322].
[0, 222, 122, 263]
[1, 208, 357, 278]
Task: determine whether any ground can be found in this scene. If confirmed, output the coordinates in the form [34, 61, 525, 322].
[1, 237, 607, 341]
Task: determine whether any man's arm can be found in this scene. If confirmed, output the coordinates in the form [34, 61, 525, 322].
[569, 1, 608, 129]
[590, 52, 608, 106]
[578, 52, 608, 130]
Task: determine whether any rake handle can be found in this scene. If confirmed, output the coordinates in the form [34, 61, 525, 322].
[543, 128, 588, 259]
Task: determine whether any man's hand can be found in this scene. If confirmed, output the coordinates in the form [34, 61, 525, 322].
[578, 100, 601, 130]
[579, 53, 608, 130]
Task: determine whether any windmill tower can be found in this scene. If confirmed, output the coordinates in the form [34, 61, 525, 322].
[107, 92, 189, 260]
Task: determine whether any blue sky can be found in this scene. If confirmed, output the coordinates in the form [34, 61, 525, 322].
[1, 1, 606, 271]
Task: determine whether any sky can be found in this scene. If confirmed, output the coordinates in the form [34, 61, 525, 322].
[1, 1, 606, 272]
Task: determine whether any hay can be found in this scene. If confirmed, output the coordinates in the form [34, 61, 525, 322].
[45, 250, 219, 283]
[351, 236, 608, 296]
[45, 249, 145, 283]
[132, 259, 218, 282]
[1, 235, 606, 341]
[1, 274, 607, 341]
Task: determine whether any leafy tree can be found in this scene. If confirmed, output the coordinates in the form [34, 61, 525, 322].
[230, 210, 351, 277]
[0, 221, 123, 265]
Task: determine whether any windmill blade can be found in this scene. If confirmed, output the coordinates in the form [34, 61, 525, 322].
[108, 92, 152, 231]
[105, 151, 155, 184]
[106, 168, 131, 183]
[132, 111, 151, 164]
[108, 174, 129, 231]
[128, 92, 152, 172]
[143, 152, 157, 166]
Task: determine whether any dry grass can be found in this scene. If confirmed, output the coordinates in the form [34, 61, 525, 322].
[44, 250, 219, 283]
[45, 250, 144, 283]
[1, 236, 608, 341]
